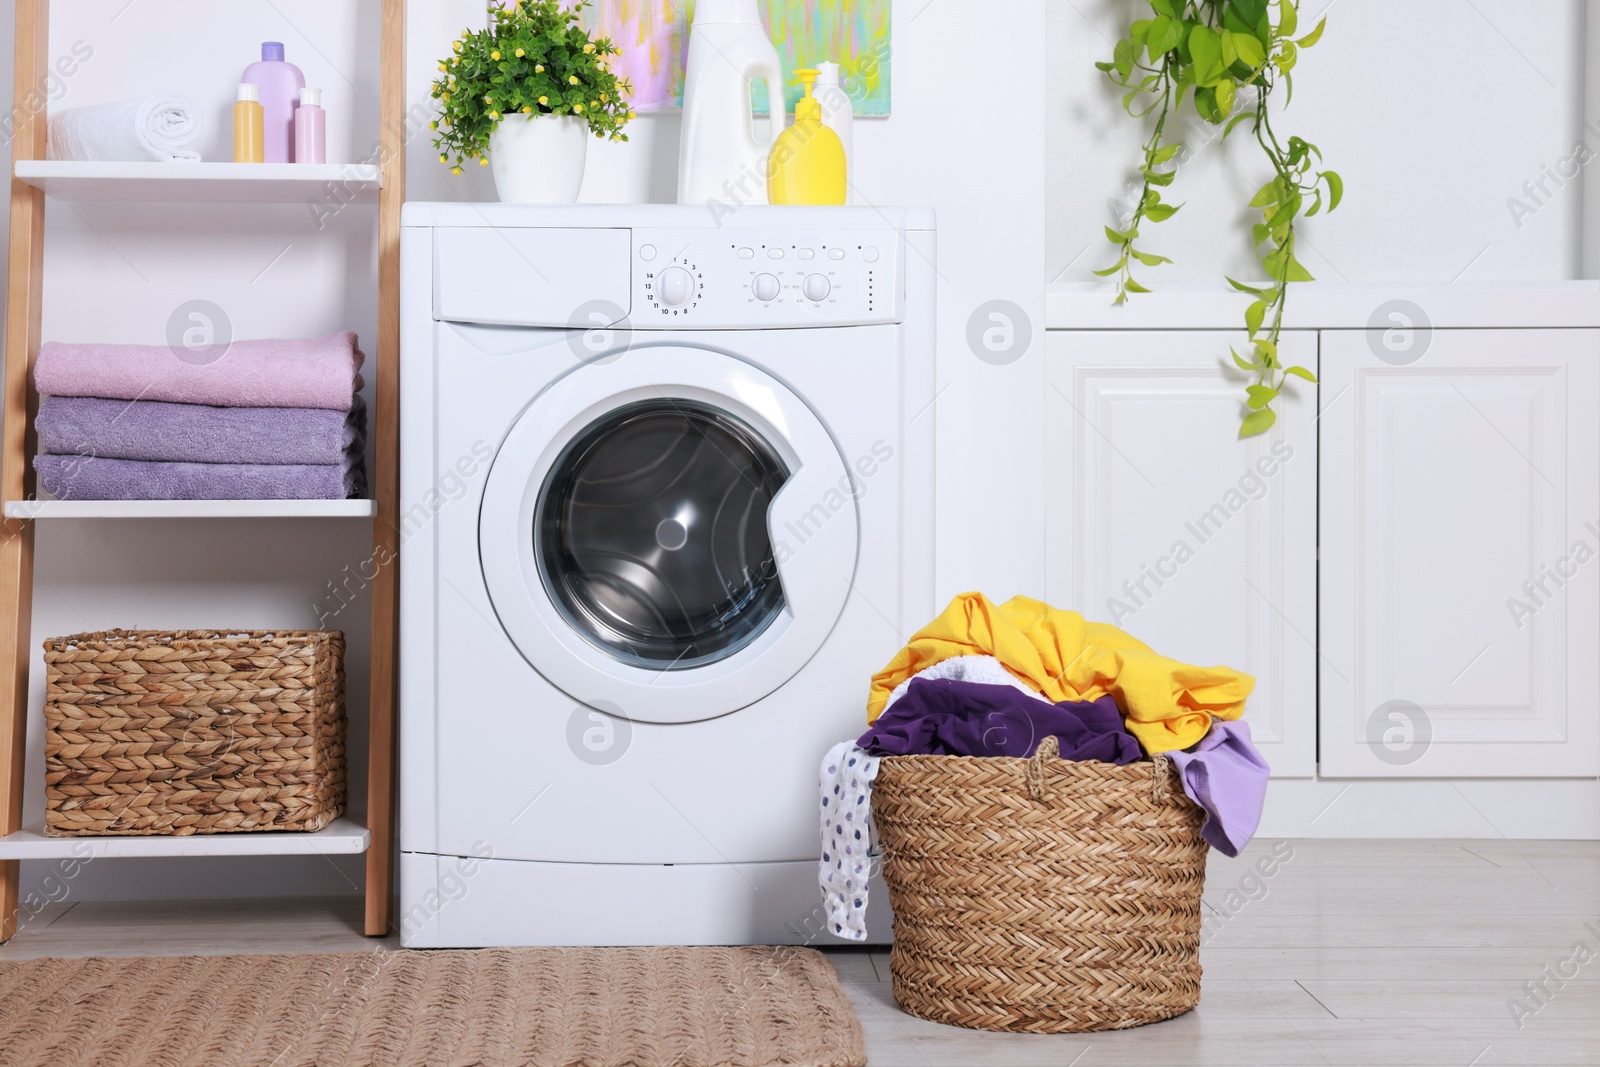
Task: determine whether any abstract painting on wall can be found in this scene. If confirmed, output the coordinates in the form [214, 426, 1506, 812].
[578, 0, 892, 115]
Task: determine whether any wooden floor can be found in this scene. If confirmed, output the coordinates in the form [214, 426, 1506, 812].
[1, 839, 1596, 1065]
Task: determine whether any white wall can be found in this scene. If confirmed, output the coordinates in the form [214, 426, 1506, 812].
[0, 0, 1048, 907]
[1050, 0, 1588, 287]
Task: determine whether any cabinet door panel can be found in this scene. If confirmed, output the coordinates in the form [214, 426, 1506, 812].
[1046, 331, 1318, 776]
[1319, 328, 1600, 777]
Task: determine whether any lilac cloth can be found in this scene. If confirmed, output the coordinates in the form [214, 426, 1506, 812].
[1166, 720, 1271, 858]
[857, 678, 1144, 763]
[36, 395, 366, 466]
[34, 452, 365, 501]
[34, 332, 364, 411]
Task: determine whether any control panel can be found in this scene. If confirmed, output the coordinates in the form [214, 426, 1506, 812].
[632, 228, 902, 329]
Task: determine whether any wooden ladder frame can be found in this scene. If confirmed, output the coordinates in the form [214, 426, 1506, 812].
[0, 0, 405, 941]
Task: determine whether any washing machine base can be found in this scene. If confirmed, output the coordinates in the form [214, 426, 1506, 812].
[398, 851, 892, 947]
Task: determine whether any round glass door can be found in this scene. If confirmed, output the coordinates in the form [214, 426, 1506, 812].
[535, 399, 791, 670]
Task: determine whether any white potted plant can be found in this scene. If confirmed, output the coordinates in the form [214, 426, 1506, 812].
[431, 0, 635, 203]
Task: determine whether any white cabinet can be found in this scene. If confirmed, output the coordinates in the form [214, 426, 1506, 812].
[1046, 331, 1319, 776]
[1319, 329, 1600, 777]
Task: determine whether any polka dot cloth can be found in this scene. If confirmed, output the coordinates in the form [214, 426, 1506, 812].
[817, 741, 881, 942]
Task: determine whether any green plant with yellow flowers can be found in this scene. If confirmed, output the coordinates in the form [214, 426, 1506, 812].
[431, 0, 634, 174]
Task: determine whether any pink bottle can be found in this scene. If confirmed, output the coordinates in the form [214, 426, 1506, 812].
[243, 42, 304, 163]
[295, 88, 326, 164]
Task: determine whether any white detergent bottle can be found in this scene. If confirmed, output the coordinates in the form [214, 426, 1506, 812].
[678, 0, 786, 207]
[815, 62, 854, 203]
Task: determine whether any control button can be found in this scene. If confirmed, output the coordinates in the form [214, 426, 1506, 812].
[658, 266, 695, 306]
[752, 273, 781, 302]
[803, 274, 832, 302]
[862, 246, 881, 263]
[639, 244, 657, 262]
[767, 247, 786, 260]
[828, 247, 846, 261]
[798, 248, 816, 260]
[737, 247, 755, 260]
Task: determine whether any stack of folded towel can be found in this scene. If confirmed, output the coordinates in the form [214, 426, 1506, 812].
[33, 333, 367, 501]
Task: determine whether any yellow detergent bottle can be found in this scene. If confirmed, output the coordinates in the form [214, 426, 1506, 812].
[767, 69, 846, 205]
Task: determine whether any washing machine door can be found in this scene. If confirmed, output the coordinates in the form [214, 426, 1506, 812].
[479, 344, 860, 724]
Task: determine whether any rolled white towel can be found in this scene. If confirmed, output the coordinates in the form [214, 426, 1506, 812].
[47, 94, 203, 162]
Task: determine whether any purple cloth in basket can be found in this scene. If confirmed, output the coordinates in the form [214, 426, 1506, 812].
[34, 451, 365, 501]
[36, 395, 366, 466]
[34, 332, 364, 411]
[856, 677, 1144, 764]
[1166, 719, 1271, 858]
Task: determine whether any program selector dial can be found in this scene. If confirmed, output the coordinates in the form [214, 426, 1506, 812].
[802, 274, 832, 302]
[658, 266, 696, 306]
[752, 273, 782, 302]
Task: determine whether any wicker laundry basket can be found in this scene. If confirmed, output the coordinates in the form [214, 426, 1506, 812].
[872, 735, 1210, 1033]
[42, 630, 347, 837]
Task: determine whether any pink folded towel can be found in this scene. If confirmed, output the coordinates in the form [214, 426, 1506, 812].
[34, 331, 364, 411]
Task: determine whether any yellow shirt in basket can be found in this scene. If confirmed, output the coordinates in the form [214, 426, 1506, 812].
[865, 593, 1254, 755]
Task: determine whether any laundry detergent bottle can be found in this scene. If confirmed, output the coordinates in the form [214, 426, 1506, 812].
[767, 69, 846, 206]
[243, 42, 305, 163]
[678, 0, 786, 206]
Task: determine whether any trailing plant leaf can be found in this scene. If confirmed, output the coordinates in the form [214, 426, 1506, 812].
[1246, 385, 1279, 409]
[1240, 408, 1278, 437]
[1096, 0, 1340, 438]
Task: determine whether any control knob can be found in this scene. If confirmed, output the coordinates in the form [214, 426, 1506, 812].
[658, 266, 695, 306]
[802, 274, 832, 302]
[752, 273, 782, 302]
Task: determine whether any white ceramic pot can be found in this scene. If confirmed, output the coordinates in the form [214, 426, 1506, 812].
[488, 114, 588, 203]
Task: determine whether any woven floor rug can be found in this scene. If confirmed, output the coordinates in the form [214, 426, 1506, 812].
[0, 945, 868, 1067]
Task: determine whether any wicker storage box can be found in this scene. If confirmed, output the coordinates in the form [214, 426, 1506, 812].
[872, 735, 1209, 1033]
[42, 630, 347, 837]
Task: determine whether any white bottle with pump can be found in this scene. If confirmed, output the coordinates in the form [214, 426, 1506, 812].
[678, 0, 786, 206]
[814, 62, 854, 204]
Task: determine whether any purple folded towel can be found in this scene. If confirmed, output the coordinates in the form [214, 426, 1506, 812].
[36, 395, 367, 466]
[34, 332, 364, 411]
[35, 452, 365, 501]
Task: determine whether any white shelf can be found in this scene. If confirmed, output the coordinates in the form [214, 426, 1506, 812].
[14, 161, 382, 204]
[5, 499, 376, 520]
[0, 817, 370, 860]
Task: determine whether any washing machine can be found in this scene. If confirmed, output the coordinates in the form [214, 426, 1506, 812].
[397, 204, 936, 947]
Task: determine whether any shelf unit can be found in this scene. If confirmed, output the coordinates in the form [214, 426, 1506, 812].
[0, 1, 405, 940]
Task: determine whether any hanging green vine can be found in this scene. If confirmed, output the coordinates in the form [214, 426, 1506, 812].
[1097, 0, 1340, 438]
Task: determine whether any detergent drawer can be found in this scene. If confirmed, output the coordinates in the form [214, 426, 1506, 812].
[434, 226, 631, 327]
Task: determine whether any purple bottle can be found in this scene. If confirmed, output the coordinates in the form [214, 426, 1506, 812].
[243, 42, 305, 163]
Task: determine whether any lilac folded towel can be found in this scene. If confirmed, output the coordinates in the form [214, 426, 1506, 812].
[35, 451, 364, 501]
[1166, 720, 1271, 858]
[36, 395, 366, 466]
[34, 332, 364, 411]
